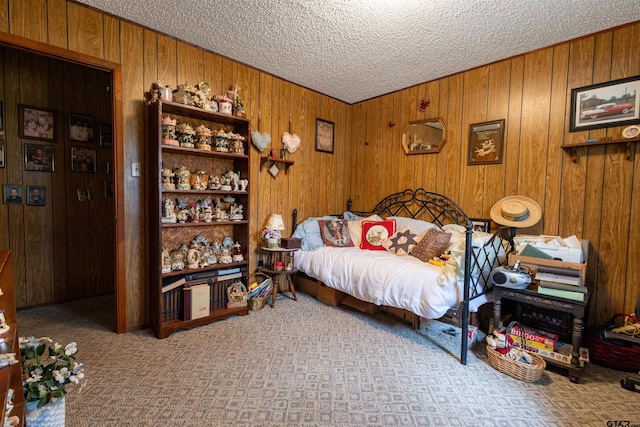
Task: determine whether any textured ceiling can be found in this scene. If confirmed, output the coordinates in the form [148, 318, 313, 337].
[77, 0, 640, 104]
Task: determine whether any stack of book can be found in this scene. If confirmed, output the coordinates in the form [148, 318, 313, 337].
[535, 267, 586, 301]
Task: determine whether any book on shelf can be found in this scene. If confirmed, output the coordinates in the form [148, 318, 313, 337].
[537, 286, 585, 302]
[184, 283, 210, 320]
[534, 272, 582, 286]
[162, 277, 186, 293]
[536, 280, 588, 293]
[218, 267, 242, 276]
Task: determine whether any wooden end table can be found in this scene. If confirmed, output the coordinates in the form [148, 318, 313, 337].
[259, 247, 299, 308]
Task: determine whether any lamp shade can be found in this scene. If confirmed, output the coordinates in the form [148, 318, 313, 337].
[265, 214, 285, 231]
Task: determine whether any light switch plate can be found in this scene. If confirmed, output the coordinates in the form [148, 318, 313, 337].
[132, 162, 140, 177]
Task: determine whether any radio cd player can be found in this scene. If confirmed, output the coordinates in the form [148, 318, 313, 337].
[488, 265, 531, 289]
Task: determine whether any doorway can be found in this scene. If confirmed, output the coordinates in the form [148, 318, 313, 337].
[0, 33, 125, 332]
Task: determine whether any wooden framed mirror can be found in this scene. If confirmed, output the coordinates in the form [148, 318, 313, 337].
[402, 117, 446, 154]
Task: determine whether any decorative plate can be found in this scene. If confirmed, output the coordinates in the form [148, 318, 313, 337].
[622, 125, 640, 139]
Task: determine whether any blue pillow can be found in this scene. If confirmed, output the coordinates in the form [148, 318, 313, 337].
[343, 211, 364, 221]
[293, 215, 337, 251]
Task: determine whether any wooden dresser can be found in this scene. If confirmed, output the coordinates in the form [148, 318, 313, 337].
[0, 251, 25, 426]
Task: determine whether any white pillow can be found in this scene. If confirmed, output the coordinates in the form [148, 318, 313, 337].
[347, 214, 383, 247]
[389, 216, 440, 235]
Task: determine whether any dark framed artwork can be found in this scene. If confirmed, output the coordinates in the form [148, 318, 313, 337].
[0, 139, 4, 168]
[71, 146, 97, 172]
[3, 184, 22, 204]
[18, 105, 56, 141]
[69, 113, 96, 143]
[99, 122, 113, 147]
[570, 75, 640, 132]
[315, 118, 334, 153]
[24, 143, 55, 172]
[26, 185, 45, 206]
[468, 119, 505, 165]
[0, 101, 4, 131]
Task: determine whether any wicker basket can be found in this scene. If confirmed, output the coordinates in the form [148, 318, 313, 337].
[584, 333, 640, 372]
[248, 272, 272, 311]
[486, 345, 546, 382]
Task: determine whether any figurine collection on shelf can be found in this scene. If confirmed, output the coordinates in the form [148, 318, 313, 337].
[162, 235, 243, 274]
[162, 116, 246, 154]
[151, 81, 245, 118]
[162, 196, 244, 224]
[161, 167, 248, 193]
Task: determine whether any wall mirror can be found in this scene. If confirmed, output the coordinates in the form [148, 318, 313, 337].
[402, 117, 446, 154]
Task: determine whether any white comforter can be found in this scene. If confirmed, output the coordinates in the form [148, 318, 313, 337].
[294, 246, 488, 319]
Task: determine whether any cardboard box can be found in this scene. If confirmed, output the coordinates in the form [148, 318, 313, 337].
[343, 295, 380, 315]
[509, 253, 586, 282]
[513, 235, 588, 263]
[317, 282, 347, 306]
[508, 323, 558, 351]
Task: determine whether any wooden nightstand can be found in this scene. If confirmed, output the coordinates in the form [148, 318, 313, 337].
[259, 247, 299, 308]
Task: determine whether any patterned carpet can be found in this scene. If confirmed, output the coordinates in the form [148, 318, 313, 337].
[17, 293, 640, 427]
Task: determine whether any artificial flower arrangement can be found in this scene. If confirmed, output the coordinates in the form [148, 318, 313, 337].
[261, 227, 281, 242]
[19, 336, 85, 408]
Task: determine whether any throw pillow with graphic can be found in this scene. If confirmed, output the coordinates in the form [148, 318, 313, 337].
[381, 226, 422, 256]
[319, 219, 354, 247]
[411, 228, 452, 262]
[360, 219, 397, 250]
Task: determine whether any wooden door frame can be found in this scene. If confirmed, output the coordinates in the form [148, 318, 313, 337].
[0, 31, 126, 333]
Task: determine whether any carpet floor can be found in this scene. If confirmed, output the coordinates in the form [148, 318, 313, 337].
[16, 292, 640, 427]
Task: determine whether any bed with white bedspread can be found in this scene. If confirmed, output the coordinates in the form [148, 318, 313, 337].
[292, 189, 514, 364]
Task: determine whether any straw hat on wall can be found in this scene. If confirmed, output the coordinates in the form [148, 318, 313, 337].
[490, 195, 542, 228]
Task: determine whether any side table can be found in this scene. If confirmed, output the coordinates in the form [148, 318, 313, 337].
[493, 284, 589, 383]
[259, 247, 299, 308]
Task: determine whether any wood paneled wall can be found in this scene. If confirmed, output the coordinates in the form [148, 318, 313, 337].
[0, 47, 114, 307]
[0, 0, 637, 328]
[349, 23, 640, 326]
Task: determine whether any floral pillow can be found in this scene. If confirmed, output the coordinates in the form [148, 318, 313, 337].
[411, 228, 452, 262]
[318, 219, 354, 247]
[360, 219, 396, 250]
[381, 226, 423, 256]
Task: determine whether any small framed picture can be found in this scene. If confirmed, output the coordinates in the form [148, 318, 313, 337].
[0, 139, 4, 168]
[77, 189, 91, 202]
[0, 101, 4, 131]
[71, 146, 97, 172]
[315, 118, 335, 153]
[69, 113, 96, 143]
[468, 119, 505, 165]
[25, 143, 55, 172]
[19, 105, 56, 141]
[3, 184, 22, 204]
[26, 185, 45, 206]
[99, 122, 113, 147]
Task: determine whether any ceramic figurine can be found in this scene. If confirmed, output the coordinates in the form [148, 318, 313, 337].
[232, 242, 243, 262]
[229, 203, 243, 221]
[214, 130, 229, 152]
[162, 116, 179, 146]
[176, 209, 188, 223]
[170, 248, 186, 271]
[226, 282, 248, 308]
[162, 198, 177, 223]
[208, 175, 221, 190]
[162, 247, 172, 273]
[186, 246, 200, 269]
[216, 95, 233, 115]
[173, 83, 196, 106]
[161, 167, 176, 190]
[176, 166, 191, 190]
[188, 203, 200, 222]
[190, 170, 208, 191]
[238, 179, 248, 192]
[195, 124, 212, 151]
[176, 122, 196, 148]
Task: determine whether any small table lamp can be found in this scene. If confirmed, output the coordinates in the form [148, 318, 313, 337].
[265, 213, 285, 247]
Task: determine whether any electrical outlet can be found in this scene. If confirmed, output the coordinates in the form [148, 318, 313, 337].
[132, 162, 140, 177]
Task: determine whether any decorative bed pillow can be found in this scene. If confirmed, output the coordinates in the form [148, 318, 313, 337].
[292, 215, 338, 251]
[411, 228, 452, 262]
[319, 219, 354, 247]
[348, 214, 383, 247]
[389, 216, 440, 235]
[360, 219, 397, 250]
[381, 226, 422, 256]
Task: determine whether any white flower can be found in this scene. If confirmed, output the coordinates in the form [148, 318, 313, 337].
[64, 342, 78, 356]
[53, 370, 65, 383]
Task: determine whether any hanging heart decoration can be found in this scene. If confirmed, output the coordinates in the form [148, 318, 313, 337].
[251, 130, 271, 152]
[282, 132, 301, 153]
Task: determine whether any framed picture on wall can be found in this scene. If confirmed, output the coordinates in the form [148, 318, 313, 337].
[71, 146, 97, 172]
[0, 101, 4, 131]
[99, 122, 113, 147]
[468, 119, 505, 165]
[3, 184, 22, 204]
[0, 139, 4, 168]
[315, 118, 334, 153]
[570, 75, 640, 132]
[24, 143, 55, 172]
[69, 113, 96, 143]
[26, 185, 45, 206]
[18, 105, 56, 141]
